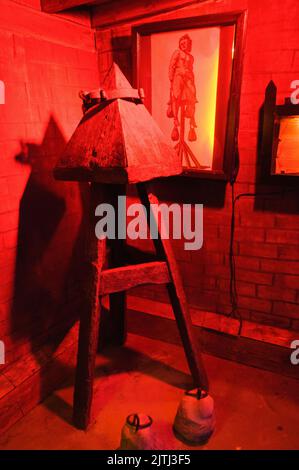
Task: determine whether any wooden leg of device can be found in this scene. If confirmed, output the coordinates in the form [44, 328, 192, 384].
[137, 182, 209, 390]
[73, 183, 106, 429]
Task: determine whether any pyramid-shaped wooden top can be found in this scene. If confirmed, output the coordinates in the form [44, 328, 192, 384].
[54, 64, 182, 184]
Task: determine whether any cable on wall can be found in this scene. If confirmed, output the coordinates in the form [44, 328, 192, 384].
[227, 183, 298, 336]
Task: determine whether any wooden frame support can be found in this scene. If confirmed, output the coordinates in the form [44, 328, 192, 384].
[100, 261, 170, 295]
[137, 182, 209, 391]
[73, 181, 208, 429]
[73, 184, 106, 429]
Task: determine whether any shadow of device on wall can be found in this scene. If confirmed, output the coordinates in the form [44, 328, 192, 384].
[10, 116, 89, 414]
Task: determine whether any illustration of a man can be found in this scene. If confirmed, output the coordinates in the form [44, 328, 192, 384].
[167, 34, 197, 142]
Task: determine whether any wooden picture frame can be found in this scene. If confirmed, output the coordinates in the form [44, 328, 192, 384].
[133, 11, 247, 180]
[261, 81, 299, 181]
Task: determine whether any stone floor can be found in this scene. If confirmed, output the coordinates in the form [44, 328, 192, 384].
[0, 333, 299, 450]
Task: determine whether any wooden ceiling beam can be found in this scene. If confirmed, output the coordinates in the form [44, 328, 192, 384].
[91, 0, 207, 29]
[41, 0, 110, 13]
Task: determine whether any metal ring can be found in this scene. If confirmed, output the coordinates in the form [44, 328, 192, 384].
[126, 413, 153, 431]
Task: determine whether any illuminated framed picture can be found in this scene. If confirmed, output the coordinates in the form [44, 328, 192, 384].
[272, 107, 299, 176]
[133, 11, 247, 179]
[261, 81, 299, 180]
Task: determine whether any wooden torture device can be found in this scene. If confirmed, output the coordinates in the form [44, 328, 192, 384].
[54, 63, 208, 430]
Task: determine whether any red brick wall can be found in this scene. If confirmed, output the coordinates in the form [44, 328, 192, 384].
[96, 0, 299, 331]
[0, 0, 99, 366]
